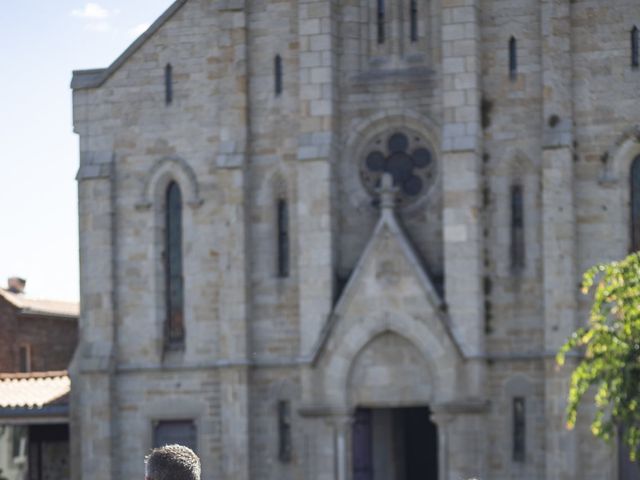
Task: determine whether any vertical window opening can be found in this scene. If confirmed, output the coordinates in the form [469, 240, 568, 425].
[153, 420, 197, 451]
[377, 0, 385, 44]
[410, 0, 418, 42]
[509, 36, 517, 80]
[277, 198, 290, 277]
[274, 55, 283, 96]
[632, 26, 639, 69]
[18, 344, 31, 373]
[165, 182, 184, 348]
[510, 184, 525, 271]
[278, 400, 292, 463]
[631, 156, 640, 251]
[513, 397, 526, 462]
[165, 63, 173, 105]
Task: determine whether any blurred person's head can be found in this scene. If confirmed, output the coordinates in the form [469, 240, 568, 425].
[145, 444, 201, 480]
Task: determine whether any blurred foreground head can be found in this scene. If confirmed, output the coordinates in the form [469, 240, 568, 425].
[145, 444, 201, 480]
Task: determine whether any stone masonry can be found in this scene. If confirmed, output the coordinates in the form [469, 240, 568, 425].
[71, 0, 640, 479]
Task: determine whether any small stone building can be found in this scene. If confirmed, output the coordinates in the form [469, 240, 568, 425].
[0, 279, 78, 480]
[70, 0, 640, 479]
[0, 279, 78, 374]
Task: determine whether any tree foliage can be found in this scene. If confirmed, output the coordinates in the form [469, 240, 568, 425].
[557, 253, 640, 461]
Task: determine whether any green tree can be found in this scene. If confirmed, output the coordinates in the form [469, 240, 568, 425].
[557, 252, 640, 461]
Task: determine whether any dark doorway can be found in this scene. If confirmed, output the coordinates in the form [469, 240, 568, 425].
[352, 407, 438, 480]
[28, 424, 69, 480]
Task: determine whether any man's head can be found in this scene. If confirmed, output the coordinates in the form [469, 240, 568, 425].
[145, 444, 201, 480]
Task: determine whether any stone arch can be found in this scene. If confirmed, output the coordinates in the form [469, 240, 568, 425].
[321, 311, 460, 410]
[601, 125, 640, 184]
[255, 168, 291, 206]
[270, 170, 288, 201]
[347, 330, 434, 407]
[270, 377, 299, 400]
[490, 148, 536, 177]
[508, 149, 535, 179]
[136, 156, 203, 210]
[135, 157, 201, 360]
[504, 374, 534, 397]
[599, 129, 640, 254]
[255, 169, 293, 278]
[345, 110, 441, 153]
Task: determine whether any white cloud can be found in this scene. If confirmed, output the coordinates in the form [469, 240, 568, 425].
[129, 23, 151, 38]
[71, 3, 111, 19]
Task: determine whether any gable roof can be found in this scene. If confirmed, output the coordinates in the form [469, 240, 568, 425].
[71, 0, 189, 90]
[0, 289, 79, 318]
[310, 203, 463, 364]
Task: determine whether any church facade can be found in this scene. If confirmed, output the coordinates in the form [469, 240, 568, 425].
[70, 0, 640, 479]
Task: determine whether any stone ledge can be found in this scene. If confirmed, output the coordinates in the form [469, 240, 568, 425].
[431, 399, 490, 415]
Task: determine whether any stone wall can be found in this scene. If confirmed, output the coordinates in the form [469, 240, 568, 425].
[0, 298, 77, 373]
[0, 298, 17, 371]
[71, 0, 640, 479]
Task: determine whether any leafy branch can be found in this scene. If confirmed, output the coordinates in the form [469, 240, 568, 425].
[557, 253, 640, 461]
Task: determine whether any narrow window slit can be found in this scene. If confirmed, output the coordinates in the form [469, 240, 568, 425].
[277, 198, 289, 277]
[510, 184, 525, 271]
[513, 397, 526, 462]
[274, 55, 283, 96]
[165, 181, 184, 348]
[410, 0, 418, 42]
[632, 26, 639, 68]
[377, 0, 385, 44]
[18, 345, 31, 373]
[509, 36, 517, 80]
[278, 400, 292, 463]
[165, 63, 173, 105]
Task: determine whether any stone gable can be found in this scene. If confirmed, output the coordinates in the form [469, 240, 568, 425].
[71, 0, 640, 478]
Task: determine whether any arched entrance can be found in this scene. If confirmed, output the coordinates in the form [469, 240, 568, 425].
[348, 332, 439, 480]
[352, 406, 438, 480]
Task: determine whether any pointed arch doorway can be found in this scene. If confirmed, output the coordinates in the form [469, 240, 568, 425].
[347, 332, 440, 480]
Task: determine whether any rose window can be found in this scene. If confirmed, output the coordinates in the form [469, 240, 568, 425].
[360, 131, 436, 206]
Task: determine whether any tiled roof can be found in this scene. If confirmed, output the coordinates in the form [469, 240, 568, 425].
[0, 289, 79, 318]
[0, 371, 70, 409]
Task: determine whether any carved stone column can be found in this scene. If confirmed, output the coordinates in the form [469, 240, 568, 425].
[330, 413, 353, 480]
[430, 412, 453, 480]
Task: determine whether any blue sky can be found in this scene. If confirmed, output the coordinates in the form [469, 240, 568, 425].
[0, 1, 174, 301]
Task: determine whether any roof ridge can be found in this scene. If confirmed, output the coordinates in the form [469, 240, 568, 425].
[0, 288, 79, 305]
[0, 289, 79, 317]
[0, 370, 69, 380]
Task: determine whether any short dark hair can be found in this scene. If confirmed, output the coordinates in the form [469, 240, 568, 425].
[145, 444, 201, 480]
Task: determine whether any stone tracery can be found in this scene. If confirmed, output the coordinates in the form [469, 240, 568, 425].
[360, 131, 436, 207]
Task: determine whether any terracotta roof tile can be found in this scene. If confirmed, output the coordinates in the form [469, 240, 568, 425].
[0, 371, 70, 409]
